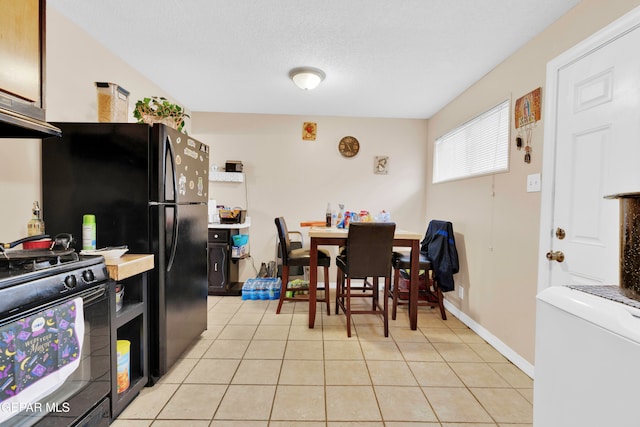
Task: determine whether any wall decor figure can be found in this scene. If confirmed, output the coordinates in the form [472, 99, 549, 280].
[302, 122, 317, 141]
[374, 156, 389, 175]
[515, 87, 542, 164]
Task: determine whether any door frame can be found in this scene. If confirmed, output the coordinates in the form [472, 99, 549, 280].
[537, 6, 640, 294]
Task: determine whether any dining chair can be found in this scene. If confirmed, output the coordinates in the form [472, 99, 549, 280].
[274, 217, 331, 315]
[335, 222, 396, 337]
[389, 219, 458, 321]
[390, 252, 446, 320]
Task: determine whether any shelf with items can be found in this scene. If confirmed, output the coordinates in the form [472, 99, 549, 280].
[106, 254, 154, 419]
[208, 217, 251, 229]
[209, 171, 245, 182]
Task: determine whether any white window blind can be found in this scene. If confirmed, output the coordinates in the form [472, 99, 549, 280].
[433, 99, 510, 183]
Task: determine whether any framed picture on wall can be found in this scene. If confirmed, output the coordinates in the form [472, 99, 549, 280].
[374, 156, 389, 175]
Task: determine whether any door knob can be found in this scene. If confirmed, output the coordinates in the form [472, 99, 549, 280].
[555, 227, 566, 240]
[546, 250, 565, 263]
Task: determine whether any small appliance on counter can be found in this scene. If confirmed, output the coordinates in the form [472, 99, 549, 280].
[225, 160, 243, 172]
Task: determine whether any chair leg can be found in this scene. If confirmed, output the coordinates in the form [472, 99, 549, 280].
[335, 268, 341, 315]
[383, 275, 390, 337]
[276, 265, 289, 314]
[435, 281, 447, 320]
[346, 277, 352, 337]
[372, 276, 379, 311]
[324, 266, 331, 316]
[391, 268, 400, 320]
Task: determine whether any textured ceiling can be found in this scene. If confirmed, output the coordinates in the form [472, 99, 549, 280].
[48, 0, 581, 119]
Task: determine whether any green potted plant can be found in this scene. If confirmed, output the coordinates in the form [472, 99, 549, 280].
[133, 96, 190, 132]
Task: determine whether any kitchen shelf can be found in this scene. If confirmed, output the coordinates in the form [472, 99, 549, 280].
[209, 171, 244, 182]
[115, 301, 145, 327]
[106, 254, 154, 419]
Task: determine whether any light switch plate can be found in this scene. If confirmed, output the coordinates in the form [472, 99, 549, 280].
[527, 173, 541, 192]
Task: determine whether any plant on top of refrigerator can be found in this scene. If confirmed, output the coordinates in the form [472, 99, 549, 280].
[133, 96, 190, 133]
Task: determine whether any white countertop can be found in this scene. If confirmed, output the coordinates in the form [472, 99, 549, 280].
[208, 217, 251, 229]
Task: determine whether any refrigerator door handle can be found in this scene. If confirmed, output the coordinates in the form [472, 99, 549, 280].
[165, 134, 178, 202]
[166, 205, 179, 272]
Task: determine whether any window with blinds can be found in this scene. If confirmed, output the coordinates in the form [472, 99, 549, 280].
[432, 99, 510, 183]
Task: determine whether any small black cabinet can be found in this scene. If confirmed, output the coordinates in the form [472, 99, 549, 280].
[208, 227, 247, 295]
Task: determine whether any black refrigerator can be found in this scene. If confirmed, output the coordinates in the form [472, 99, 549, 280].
[42, 122, 209, 381]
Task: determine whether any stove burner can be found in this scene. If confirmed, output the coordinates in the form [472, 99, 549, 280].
[4, 251, 80, 272]
[0, 248, 79, 272]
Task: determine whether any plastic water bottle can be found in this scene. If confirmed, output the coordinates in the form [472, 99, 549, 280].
[251, 281, 260, 300]
[258, 279, 269, 300]
[269, 278, 282, 299]
[326, 203, 332, 227]
[242, 280, 254, 300]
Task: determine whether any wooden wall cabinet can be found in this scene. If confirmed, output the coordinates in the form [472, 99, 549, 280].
[0, 0, 61, 137]
[0, 0, 41, 105]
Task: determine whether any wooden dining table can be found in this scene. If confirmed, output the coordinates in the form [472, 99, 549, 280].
[307, 226, 423, 330]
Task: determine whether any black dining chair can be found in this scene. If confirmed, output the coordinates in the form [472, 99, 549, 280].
[274, 217, 331, 315]
[389, 219, 458, 321]
[335, 222, 396, 337]
[390, 252, 446, 320]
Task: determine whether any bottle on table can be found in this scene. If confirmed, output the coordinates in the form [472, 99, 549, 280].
[27, 201, 45, 236]
[326, 203, 332, 227]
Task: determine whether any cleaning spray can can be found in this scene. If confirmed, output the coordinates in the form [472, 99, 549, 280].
[82, 214, 96, 250]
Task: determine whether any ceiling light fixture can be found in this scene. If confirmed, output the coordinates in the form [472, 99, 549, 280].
[289, 67, 326, 90]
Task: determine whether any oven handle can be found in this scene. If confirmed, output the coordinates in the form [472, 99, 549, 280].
[81, 284, 108, 305]
[0, 283, 108, 326]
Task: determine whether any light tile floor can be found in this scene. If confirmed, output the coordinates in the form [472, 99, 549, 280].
[113, 295, 533, 426]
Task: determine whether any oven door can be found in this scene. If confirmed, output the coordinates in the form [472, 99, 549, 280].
[0, 283, 111, 427]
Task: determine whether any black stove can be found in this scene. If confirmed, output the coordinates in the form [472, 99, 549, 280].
[0, 253, 109, 319]
[0, 252, 112, 426]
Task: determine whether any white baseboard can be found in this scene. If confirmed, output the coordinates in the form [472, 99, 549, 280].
[443, 299, 534, 379]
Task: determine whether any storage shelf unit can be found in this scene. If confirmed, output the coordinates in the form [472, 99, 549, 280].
[106, 254, 154, 419]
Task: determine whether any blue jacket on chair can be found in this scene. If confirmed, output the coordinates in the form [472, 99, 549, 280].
[420, 220, 459, 292]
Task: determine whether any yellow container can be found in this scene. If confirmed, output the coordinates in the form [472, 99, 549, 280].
[116, 340, 130, 394]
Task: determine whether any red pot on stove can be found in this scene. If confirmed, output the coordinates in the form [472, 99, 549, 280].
[22, 239, 53, 250]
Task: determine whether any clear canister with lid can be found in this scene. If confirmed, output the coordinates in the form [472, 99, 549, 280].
[95, 82, 130, 122]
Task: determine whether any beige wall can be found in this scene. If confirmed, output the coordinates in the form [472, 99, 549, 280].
[192, 113, 428, 281]
[427, 0, 640, 366]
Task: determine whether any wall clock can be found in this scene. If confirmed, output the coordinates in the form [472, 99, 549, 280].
[338, 136, 360, 158]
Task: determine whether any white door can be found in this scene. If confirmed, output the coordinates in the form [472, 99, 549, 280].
[542, 15, 640, 289]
